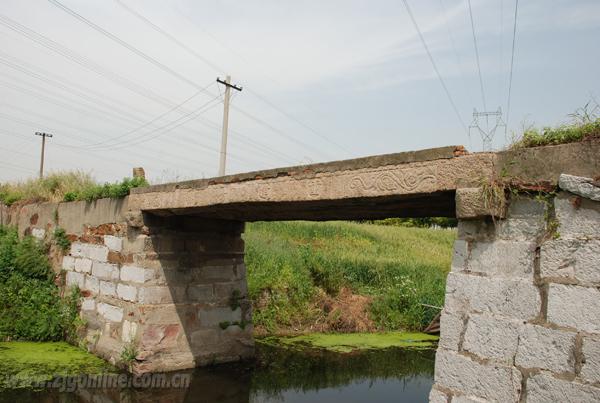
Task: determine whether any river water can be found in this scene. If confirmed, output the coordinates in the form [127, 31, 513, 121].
[0, 343, 435, 403]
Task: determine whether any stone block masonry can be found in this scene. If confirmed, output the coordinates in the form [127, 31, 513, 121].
[9, 196, 254, 373]
[430, 186, 600, 402]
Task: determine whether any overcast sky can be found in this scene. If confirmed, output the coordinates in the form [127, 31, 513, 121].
[0, 0, 599, 183]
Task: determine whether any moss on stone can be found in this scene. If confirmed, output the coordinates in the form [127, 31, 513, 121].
[258, 331, 438, 353]
[0, 341, 117, 388]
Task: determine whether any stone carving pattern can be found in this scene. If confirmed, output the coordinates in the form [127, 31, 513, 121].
[349, 169, 436, 193]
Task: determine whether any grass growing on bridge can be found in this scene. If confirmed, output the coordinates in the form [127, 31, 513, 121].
[0, 171, 148, 206]
[244, 221, 454, 334]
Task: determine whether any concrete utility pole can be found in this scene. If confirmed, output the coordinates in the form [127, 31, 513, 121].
[216, 76, 242, 176]
[35, 131, 53, 178]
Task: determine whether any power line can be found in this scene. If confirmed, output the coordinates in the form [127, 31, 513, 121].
[467, 0, 487, 110]
[114, 0, 349, 156]
[505, 0, 520, 134]
[401, 0, 468, 132]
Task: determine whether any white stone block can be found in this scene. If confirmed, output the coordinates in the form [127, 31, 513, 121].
[515, 324, 576, 373]
[31, 227, 46, 240]
[81, 298, 96, 311]
[198, 307, 242, 327]
[122, 320, 138, 343]
[99, 281, 117, 297]
[438, 311, 463, 351]
[104, 235, 123, 252]
[91, 262, 119, 281]
[84, 275, 99, 294]
[428, 387, 449, 403]
[450, 240, 468, 272]
[66, 271, 84, 288]
[462, 313, 521, 363]
[117, 283, 137, 302]
[62, 256, 76, 271]
[433, 349, 521, 402]
[121, 265, 152, 284]
[70, 242, 109, 262]
[559, 174, 600, 202]
[547, 284, 600, 333]
[581, 336, 600, 384]
[97, 302, 123, 322]
[541, 239, 600, 284]
[444, 273, 541, 320]
[74, 258, 92, 273]
[526, 373, 600, 403]
[138, 286, 175, 304]
[555, 193, 600, 239]
[452, 396, 488, 403]
[467, 240, 535, 278]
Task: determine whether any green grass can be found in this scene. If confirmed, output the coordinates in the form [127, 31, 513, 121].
[0, 171, 148, 206]
[259, 332, 439, 353]
[244, 221, 454, 333]
[0, 341, 117, 388]
[511, 118, 600, 149]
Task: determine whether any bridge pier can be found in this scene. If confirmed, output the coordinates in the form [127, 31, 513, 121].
[60, 207, 254, 372]
[430, 187, 600, 402]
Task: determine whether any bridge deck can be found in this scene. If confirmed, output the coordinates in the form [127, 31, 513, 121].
[129, 140, 600, 221]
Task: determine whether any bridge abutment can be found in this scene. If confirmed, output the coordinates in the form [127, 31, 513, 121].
[430, 188, 600, 402]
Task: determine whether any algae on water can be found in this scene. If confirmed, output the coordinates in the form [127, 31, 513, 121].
[258, 331, 438, 353]
[0, 341, 117, 389]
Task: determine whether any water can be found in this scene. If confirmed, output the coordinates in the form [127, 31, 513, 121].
[0, 343, 435, 403]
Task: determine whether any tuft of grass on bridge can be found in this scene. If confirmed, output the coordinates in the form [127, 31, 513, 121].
[510, 118, 600, 149]
[244, 221, 454, 334]
[0, 171, 148, 206]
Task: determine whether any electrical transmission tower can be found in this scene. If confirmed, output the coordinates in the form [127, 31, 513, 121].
[469, 108, 506, 151]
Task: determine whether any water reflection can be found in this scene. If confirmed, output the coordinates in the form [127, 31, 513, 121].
[0, 344, 435, 403]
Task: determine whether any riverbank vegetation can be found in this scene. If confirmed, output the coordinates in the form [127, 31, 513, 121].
[0, 171, 147, 206]
[0, 226, 80, 341]
[244, 221, 454, 335]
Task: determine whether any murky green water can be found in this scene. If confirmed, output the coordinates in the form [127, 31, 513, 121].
[0, 343, 435, 403]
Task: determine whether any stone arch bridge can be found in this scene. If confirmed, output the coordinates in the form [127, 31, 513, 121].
[1, 140, 599, 402]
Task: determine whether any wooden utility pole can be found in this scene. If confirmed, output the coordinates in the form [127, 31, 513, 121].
[35, 132, 53, 178]
[216, 76, 242, 176]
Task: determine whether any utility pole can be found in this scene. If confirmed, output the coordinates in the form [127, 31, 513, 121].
[216, 76, 242, 176]
[35, 131, 53, 178]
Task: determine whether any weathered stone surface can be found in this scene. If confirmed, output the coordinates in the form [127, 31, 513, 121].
[97, 302, 123, 322]
[438, 311, 463, 351]
[138, 286, 185, 304]
[455, 187, 506, 219]
[515, 324, 576, 373]
[559, 174, 600, 201]
[452, 396, 488, 403]
[541, 239, 600, 284]
[467, 240, 535, 278]
[187, 284, 214, 301]
[547, 284, 600, 333]
[99, 281, 116, 297]
[495, 198, 547, 240]
[198, 307, 242, 328]
[81, 298, 95, 311]
[555, 192, 600, 239]
[103, 235, 123, 252]
[66, 271, 84, 288]
[444, 273, 541, 320]
[117, 283, 137, 302]
[428, 387, 449, 403]
[451, 240, 468, 272]
[84, 275, 99, 294]
[434, 349, 521, 402]
[31, 227, 46, 240]
[62, 255, 76, 271]
[91, 261, 119, 281]
[122, 320, 138, 343]
[70, 242, 109, 262]
[74, 257, 93, 274]
[581, 336, 600, 384]
[121, 265, 153, 284]
[462, 314, 521, 363]
[526, 373, 600, 403]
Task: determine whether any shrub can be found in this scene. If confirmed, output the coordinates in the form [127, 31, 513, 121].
[0, 226, 80, 341]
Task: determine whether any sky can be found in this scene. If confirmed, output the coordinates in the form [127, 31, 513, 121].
[0, 0, 599, 183]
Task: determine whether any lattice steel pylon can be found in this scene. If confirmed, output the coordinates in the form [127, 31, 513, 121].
[469, 107, 506, 151]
